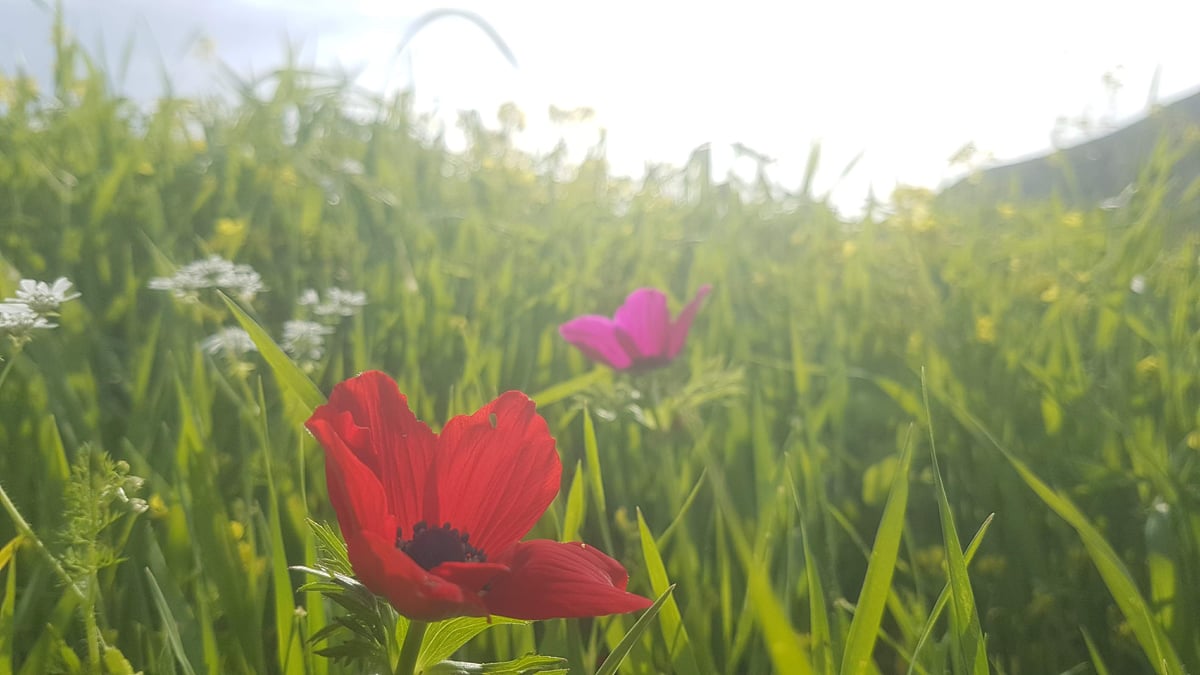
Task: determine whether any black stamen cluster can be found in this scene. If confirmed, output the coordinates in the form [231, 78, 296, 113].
[396, 520, 487, 571]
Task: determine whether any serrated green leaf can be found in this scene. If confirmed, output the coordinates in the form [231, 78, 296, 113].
[304, 520, 352, 575]
[426, 653, 568, 674]
[102, 645, 136, 675]
[417, 616, 528, 670]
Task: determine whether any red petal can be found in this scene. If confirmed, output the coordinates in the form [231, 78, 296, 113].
[305, 410, 394, 541]
[483, 540, 654, 620]
[352, 530, 489, 621]
[428, 392, 561, 557]
[431, 561, 511, 594]
[308, 371, 437, 534]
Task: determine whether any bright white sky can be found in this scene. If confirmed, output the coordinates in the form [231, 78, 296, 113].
[4, 0, 1200, 214]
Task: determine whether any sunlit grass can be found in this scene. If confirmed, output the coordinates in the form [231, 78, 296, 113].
[2, 12, 1200, 675]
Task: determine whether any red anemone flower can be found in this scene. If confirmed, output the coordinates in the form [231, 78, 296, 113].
[305, 370, 653, 621]
[559, 285, 711, 372]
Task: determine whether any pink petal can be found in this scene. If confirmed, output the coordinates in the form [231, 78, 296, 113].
[667, 284, 712, 358]
[559, 315, 635, 369]
[613, 288, 671, 360]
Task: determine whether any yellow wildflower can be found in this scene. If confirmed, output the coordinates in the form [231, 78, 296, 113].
[975, 316, 996, 343]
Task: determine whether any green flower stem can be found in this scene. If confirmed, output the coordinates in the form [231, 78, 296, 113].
[0, 351, 101, 669]
[0, 356, 83, 603]
[0, 355, 16, 391]
[0, 480, 85, 603]
[395, 620, 428, 675]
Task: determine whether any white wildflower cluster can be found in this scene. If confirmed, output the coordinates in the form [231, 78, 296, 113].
[281, 320, 334, 364]
[197, 285, 365, 373]
[149, 255, 264, 302]
[200, 327, 257, 358]
[282, 286, 367, 370]
[298, 287, 367, 318]
[1130, 274, 1147, 295]
[2, 277, 80, 347]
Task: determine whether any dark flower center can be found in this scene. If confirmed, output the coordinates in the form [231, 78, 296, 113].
[396, 521, 486, 570]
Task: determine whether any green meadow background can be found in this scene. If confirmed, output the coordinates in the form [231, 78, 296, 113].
[2, 18, 1200, 675]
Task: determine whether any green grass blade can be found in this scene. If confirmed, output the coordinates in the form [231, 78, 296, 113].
[594, 586, 673, 675]
[0, 539, 17, 675]
[655, 469, 706, 549]
[529, 369, 609, 408]
[560, 460, 586, 543]
[923, 378, 988, 675]
[786, 468, 834, 675]
[580, 407, 613, 552]
[220, 292, 325, 416]
[0, 536, 16, 575]
[707, 461, 813, 674]
[637, 508, 702, 674]
[1004, 450, 1183, 675]
[260, 383, 305, 675]
[949, 401, 1185, 675]
[1081, 627, 1112, 675]
[839, 431, 915, 675]
[906, 514, 994, 675]
[801, 520, 834, 675]
[144, 567, 199, 675]
[581, 408, 607, 516]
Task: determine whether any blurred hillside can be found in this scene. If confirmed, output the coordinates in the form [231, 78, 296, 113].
[939, 88, 1200, 212]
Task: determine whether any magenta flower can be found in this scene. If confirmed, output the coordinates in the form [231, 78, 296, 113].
[559, 285, 711, 371]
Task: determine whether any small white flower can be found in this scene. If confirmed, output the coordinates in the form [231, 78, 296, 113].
[297, 288, 320, 306]
[281, 319, 334, 362]
[338, 159, 365, 176]
[1130, 274, 1147, 295]
[222, 267, 265, 302]
[13, 277, 80, 315]
[200, 327, 257, 357]
[1, 302, 56, 345]
[313, 287, 368, 317]
[150, 256, 265, 302]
